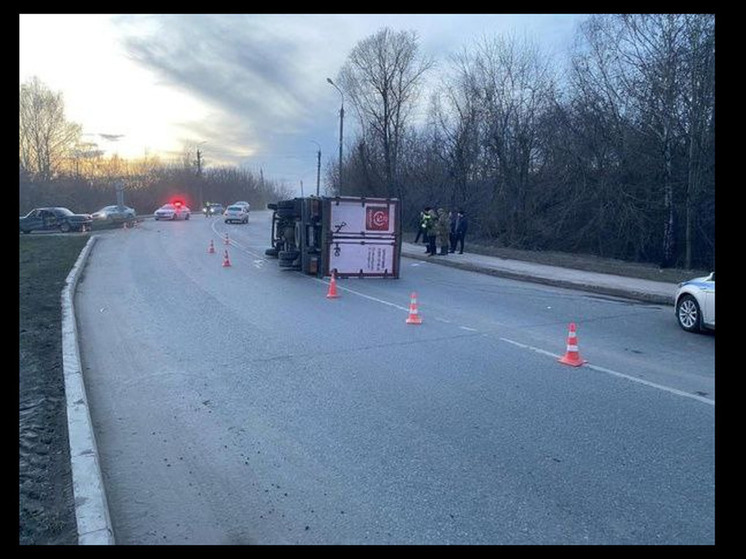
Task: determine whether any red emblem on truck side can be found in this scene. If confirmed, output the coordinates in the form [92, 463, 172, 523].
[366, 206, 389, 231]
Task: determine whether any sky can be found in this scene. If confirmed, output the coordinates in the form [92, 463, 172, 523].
[19, 13, 589, 197]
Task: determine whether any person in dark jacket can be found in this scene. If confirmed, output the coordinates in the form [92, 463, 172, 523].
[413, 206, 427, 244]
[449, 210, 457, 253]
[452, 209, 468, 254]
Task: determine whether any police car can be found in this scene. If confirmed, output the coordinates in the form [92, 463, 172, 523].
[674, 272, 715, 332]
[154, 201, 191, 220]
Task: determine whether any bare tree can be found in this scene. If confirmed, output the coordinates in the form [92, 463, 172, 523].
[445, 34, 556, 244]
[338, 28, 434, 199]
[680, 14, 715, 269]
[19, 76, 81, 181]
[429, 62, 484, 211]
[573, 14, 715, 268]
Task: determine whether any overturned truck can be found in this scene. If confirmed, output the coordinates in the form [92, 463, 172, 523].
[265, 196, 402, 278]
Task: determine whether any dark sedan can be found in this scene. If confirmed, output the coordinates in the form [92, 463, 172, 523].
[19, 207, 93, 234]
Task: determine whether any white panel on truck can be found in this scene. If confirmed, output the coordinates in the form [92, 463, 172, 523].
[328, 198, 397, 237]
[328, 239, 398, 278]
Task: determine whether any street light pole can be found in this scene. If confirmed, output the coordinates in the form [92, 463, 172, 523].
[311, 140, 321, 196]
[196, 141, 206, 210]
[326, 78, 344, 191]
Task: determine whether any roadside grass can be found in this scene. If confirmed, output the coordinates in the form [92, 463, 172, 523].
[465, 241, 710, 285]
[405, 229, 710, 284]
[19, 234, 88, 545]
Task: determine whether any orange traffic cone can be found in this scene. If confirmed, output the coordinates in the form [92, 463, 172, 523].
[208, 239, 216, 254]
[224, 233, 230, 245]
[406, 292, 423, 324]
[326, 270, 339, 298]
[558, 323, 585, 367]
[222, 249, 232, 267]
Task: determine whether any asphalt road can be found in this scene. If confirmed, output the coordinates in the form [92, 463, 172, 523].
[75, 211, 715, 544]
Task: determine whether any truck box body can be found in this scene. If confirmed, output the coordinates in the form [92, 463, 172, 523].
[266, 196, 401, 278]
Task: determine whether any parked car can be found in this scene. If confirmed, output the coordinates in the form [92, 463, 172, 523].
[203, 203, 225, 217]
[154, 202, 191, 221]
[19, 207, 93, 234]
[674, 272, 715, 332]
[224, 204, 249, 224]
[92, 204, 136, 222]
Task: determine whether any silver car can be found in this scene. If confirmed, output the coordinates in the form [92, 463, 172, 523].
[92, 205, 136, 222]
[224, 205, 249, 224]
[674, 272, 715, 332]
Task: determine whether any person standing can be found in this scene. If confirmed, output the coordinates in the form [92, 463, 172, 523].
[449, 210, 457, 253]
[453, 209, 468, 254]
[424, 207, 438, 256]
[436, 208, 450, 255]
[413, 206, 427, 244]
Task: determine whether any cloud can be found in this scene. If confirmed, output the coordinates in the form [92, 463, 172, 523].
[51, 14, 587, 193]
[98, 133, 125, 142]
[113, 15, 323, 164]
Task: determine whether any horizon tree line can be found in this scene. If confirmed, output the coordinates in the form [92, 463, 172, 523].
[20, 14, 715, 269]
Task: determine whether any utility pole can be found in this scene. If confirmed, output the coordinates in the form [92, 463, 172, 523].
[327, 78, 344, 192]
[316, 147, 321, 196]
[196, 147, 204, 209]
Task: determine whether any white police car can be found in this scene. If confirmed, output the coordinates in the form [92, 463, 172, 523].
[674, 272, 715, 332]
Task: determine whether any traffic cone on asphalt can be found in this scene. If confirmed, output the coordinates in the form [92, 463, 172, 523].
[222, 249, 232, 267]
[326, 270, 339, 298]
[558, 323, 585, 367]
[406, 292, 423, 324]
[208, 239, 216, 254]
[224, 233, 230, 245]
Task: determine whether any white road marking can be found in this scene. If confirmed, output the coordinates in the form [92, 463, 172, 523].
[313, 280, 410, 312]
[499, 337, 714, 406]
[209, 218, 712, 407]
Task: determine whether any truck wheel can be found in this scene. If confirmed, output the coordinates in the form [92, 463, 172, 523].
[265, 248, 278, 257]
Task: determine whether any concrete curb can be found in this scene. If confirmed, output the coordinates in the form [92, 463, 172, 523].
[61, 235, 115, 545]
[401, 248, 676, 306]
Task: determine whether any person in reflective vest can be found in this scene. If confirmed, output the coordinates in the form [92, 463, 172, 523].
[423, 207, 437, 256]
